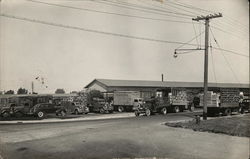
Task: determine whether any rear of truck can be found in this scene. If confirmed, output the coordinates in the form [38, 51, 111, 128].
[113, 91, 141, 112]
[200, 88, 240, 116]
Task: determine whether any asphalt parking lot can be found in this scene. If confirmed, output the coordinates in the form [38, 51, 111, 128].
[0, 110, 248, 159]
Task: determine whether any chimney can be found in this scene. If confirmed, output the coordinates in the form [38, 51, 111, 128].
[161, 74, 164, 82]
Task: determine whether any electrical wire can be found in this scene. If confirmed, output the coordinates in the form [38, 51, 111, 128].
[0, 13, 200, 46]
[210, 27, 242, 84]
[27, 0, 194, 24]
[209, 44, 217, 85]
[167, 0, 248, 30]
[1, 13, 247, 58]
[176, 49, 201, 55]
[137, 0, 197, 17]
[108, 0, 195, 17]
[91, 0, 192, 20]
[192, 20, 199, 47]
[210, 25, 249, 40]
[176, 30, 205, 49]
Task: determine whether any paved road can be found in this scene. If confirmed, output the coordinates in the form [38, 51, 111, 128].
[0, 112, 249, 159]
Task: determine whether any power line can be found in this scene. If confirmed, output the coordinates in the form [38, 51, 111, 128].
[210, 27, 242, 84]
[108, 0, 195, 17]
[27, 0, 194, 24]
[1, 13, 247, 58]
[210, 25, 249, 40]
[91, 0, 192, 20]
[212, 47, 249, 58]
[167, 0, 248, 30]
[192, 20, 199, 47]
[176, 30, 205, 49]
[210, 45, 217, 85]
[0, 13, 199, 46]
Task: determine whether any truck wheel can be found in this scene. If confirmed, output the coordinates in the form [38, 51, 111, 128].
[190, 104, 195, 112]
[75, 109, 79, 115]
[118, 106, 124, 112]
[61, 110, 66, 117]
[161, 107, 167, 115]
[2, 112, 10, 118]
[224, 109, 232, 116]
[173, 106, 180, 113]
[145, 109, 151, 116]
[37, 111, 45, 119]
[135, 111, 140, 116]
[100, 108, 105, 114]
[238, 107, 244, 114]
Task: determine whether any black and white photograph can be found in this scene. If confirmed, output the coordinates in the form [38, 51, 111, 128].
[0, 0, 249, 159]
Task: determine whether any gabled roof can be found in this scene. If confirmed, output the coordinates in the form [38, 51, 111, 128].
[85, 79, 249, 89]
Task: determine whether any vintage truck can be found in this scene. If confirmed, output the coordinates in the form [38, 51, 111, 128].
[134, 97, 169, 116]
[199, 88, 241, 116]
[88, 98, 114, 113]
[134, 88, 190, 116]
[113, 91, 143, 112]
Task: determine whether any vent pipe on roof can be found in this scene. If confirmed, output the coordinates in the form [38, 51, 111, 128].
[161, 74, 164, 82]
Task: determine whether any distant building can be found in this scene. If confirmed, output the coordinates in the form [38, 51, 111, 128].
[84, 79, 249, 98]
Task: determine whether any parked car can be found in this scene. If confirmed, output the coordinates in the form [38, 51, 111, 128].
[31, 103, 61, 118]
[239, 98, 250, 113]
[0, 103, 16, 118]
[56, 101, 89, 116]
[0, 95, 54, 118]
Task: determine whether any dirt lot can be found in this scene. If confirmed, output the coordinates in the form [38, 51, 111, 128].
[166, 114, 250, 137]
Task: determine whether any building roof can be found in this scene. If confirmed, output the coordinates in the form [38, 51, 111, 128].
[85, 79, 249, 89]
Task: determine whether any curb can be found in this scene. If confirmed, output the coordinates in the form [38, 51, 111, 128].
[0, 113, 135, 125]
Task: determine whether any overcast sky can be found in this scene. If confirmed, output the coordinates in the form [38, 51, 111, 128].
[0, 0, 249, 93]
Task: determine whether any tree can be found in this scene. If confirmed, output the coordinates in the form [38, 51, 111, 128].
[55, 88, 65, 94]
[5, 90, 14, 94]
[17, 88, 28, 94]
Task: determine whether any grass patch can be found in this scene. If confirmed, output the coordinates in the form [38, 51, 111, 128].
[166, 114, 250, 137]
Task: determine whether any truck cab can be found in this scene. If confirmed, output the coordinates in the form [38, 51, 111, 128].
[132, 98, 143, 111]
[134, 97, 170, 116]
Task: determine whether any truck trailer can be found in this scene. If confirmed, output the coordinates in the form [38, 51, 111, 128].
[113, 91, 143, 112]
[199, 88, 241, 116]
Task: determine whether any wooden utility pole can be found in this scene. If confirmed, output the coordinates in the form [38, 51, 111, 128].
[192, 13, 222, 120]
[31, 81, 34, 94]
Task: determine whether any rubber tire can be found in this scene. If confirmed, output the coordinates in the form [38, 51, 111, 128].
[224, 109, 232, 116]
[190, 104, 195, 112]
[135, 111, 140, 116]
[239, 107, 244, 114]
[75, 109, 79, 115]
[118, 106, 124, 112]
[145, 109, 151, 116]
[173, 106, 180, 113]
[61, 110, 66, 117]
[100, 108, 105, 114]
[2, 112, 10, 118]
[161, 107, 167, 115]
[37, 111, 45, 119]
